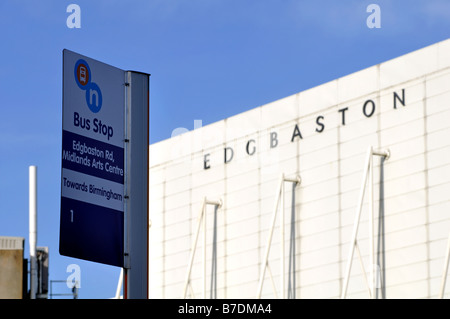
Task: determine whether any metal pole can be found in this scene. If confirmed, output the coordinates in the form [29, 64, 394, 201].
[372, 149, 390, 159]
[256, 175, 301, 299]
[266, 264, 278, 299]
[29, 165, 37, 299]
[369, 147, 375, 299]
[182, 198, 222, 298]
[203, 199, 207, 299]
[439, 233, 450, 298]
[341, 148, 372, 299]
[183, 198, 206, 298]
[124, 71, 150, 299]
[123, 71, 129, 299]
[115, 268, 124, 299]
[341, 148, 389, 298]
[256, 175, 283, 298]
[281, 173, 285, 299]
[355, 243, 371, 297]
[371, 148, 389, 297]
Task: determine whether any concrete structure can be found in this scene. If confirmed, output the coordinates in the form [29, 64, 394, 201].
[0, 237, 25, 299]
[148, 39, 450, 298]
[36, 247, 49, 299]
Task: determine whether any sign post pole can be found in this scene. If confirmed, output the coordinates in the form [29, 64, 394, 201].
[123, 71, 149, 299]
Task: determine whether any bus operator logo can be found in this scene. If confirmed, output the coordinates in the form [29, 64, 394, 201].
[74, 59, 103, 113]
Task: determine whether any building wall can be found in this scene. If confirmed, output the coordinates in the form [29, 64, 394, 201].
[148, 39, 450, 298]
[0, 237, 24, 299]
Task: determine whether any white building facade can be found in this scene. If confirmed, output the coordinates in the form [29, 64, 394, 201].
[149, 39, 450, 299]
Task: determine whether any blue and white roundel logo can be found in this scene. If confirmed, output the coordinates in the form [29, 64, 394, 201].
[74, 59, 103, 113]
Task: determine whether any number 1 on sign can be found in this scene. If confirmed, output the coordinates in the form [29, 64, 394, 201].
[70, 210, 74, 223]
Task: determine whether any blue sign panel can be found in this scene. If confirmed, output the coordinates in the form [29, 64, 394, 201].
[60, 198, 123, 267]
[60, 50, 125, 267]
[61, 130, 124, 184]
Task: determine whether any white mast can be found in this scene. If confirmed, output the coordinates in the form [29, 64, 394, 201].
[29, 165, 37, 299]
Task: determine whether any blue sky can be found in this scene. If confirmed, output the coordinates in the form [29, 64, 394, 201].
[0, 0, 449, 299]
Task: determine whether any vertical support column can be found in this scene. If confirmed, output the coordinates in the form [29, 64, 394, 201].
[29, 165, 37, 300]
[439, 233, 450, 298]
[115, 268, 124, 299]
[124, 71, 150, 299]
[341, 147, 389, 299]
[280, 173, 285, 299]
[182, 198, 206, 299]
[203, 199, 207, 299]
[369, 147, 375, 299]
[256, 175, 301, 299]
[256, 175, 283, 299]
[182, 198, 222, 298]
[341, 148, 372, 299]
